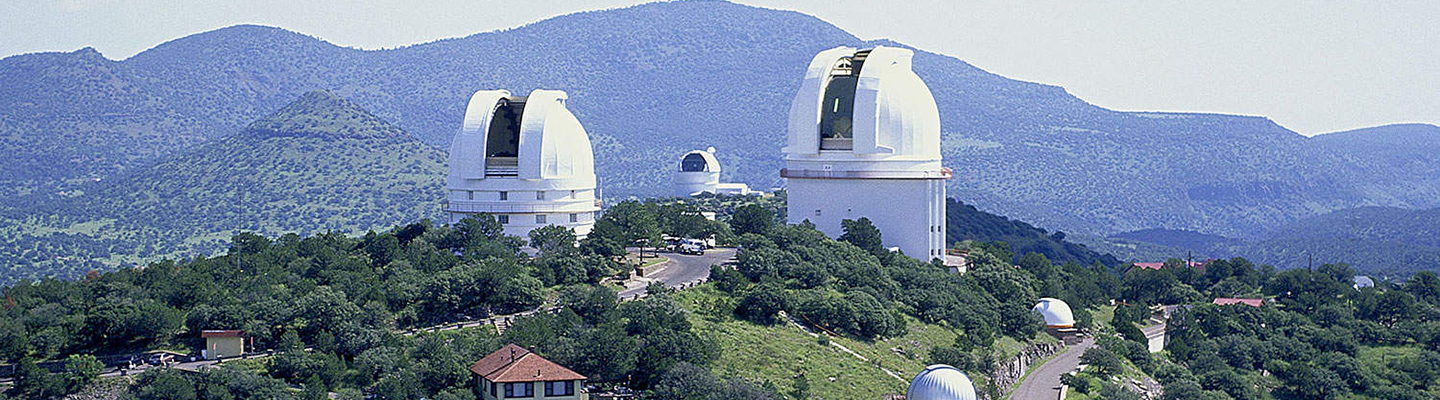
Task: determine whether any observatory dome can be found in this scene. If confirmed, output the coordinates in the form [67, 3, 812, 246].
[1033, 298, 1076, 328]
[906, 365, 978, 400]
[444, 89, 600, 238]
[780, 45, 950, 261]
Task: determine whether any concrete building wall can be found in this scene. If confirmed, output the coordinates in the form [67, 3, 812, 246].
[787, 177, 945, 260]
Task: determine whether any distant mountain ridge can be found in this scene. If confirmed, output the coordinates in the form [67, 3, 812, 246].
[1, 0, 1437, 239]
[0, 91, 445, 284]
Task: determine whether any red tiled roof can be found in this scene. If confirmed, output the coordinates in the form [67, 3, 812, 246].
[200, 330, 244, 338]
[470, 344, 586, 383]
[1212, 298, 1263, 307]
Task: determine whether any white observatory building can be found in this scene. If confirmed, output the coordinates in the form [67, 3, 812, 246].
[1032, 298, 1076, 329]
[444, 89, 601, 239]
[674, 147, 750, 197]
[782, 45, 950, 261]
[907, 365, 978, 400]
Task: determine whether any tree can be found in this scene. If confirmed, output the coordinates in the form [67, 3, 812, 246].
[63, 354, 102, 391]
[1080, 347, 1124, 379]
[598, 201, 663, 258]
[528, 225, 578, 258]
[730, 204, 774, 236]
[735, 285, 788, 325]
[839, 217, 884, 256]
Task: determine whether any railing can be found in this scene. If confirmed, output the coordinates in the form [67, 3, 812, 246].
[780, 167, 953, 180]
[442, 200, 598, 214]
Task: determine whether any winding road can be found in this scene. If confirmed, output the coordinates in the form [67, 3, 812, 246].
[618, 248, 735, 298]
[1010, 337, 1095, 400]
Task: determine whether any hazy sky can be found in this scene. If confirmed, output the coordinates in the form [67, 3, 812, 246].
[1, 0, 1435, 135]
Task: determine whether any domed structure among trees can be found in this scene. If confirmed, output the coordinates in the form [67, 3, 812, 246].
[674, 147, 750, 196]
[781, 45, 950, 261]
[1033, 297, 1076, 328]
[906, 364, 978, 400]
[444, 89, 601, 239]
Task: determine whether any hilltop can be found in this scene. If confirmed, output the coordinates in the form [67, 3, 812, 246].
[0, 1, 1437, 242]
[0, 91, 445, 284]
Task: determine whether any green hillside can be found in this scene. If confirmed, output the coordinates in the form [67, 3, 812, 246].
[0, 91, 445, 284]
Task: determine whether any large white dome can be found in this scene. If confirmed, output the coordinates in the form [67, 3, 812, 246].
[907, 365, 978, 400]
[1033, 298, 1076, 328]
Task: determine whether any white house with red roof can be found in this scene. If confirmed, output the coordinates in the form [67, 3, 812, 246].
[471, 344, 587, 400]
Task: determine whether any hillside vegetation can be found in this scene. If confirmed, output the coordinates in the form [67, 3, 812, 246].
[0, 91, 445, 285]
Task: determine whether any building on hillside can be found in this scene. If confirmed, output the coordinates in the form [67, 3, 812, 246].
[471, 344, 587, 400]
[781, 45, 950, 261]
[1032, 298, 1080, 343]
[673, 147, 750, 196]
[1132, 260, 1210, 272]
[445, 89, 602, 240]
[1212, 297, 1264, 307]
[200, 330, 245, 360]
[906, 364, 978, 400]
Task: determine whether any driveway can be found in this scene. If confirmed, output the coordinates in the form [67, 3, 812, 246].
[618, 248, 735, 298]
[1010, 337, 1095, 400]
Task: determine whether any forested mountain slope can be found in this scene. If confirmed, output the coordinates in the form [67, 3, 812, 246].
[0, 91, 445, 284]
[1, 0, 1436, 239]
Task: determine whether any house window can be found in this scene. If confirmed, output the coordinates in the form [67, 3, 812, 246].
[506, 382, 535, 397]
[536, 214, 546, 224]
[570, 213, 579, 223]
[490, 381, 497, 397]
[499, 191, 509, 201]
[545, 380, 575, 396]
[497, 215, 509, 224]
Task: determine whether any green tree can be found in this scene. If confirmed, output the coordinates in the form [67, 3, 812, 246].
[839, 217, 884, 256]
[528, 225, 578, 258]
[729, 204, 774, 236]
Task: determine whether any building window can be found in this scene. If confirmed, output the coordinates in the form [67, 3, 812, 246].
[505, 382, 535, 397]
[545, 381, 575, 396]
[536, 214, 546, 224]
[814, 209, 822, 216]
[497, 215, 509, 224]
[570, 213, 579, 223]
[536, 191, 546, 200]
[499, 191, 508, 201]
[490, 381, 497, 397]
[467, 191, 474, 200]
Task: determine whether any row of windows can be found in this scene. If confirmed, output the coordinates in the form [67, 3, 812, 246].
[464, 190, 587, 201]
[489, 381, 575, 398]
[495, 213, 589, 225]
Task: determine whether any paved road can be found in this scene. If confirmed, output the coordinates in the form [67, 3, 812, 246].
[1010, 337, 1096, 400]
[618, 248, 735, 298]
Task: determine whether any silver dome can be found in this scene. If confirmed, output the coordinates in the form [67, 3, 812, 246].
[906, 364, 978, 400]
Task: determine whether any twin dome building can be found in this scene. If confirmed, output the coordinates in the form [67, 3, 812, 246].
[446, 45, 949, 264]
[444, 90, 601, 238]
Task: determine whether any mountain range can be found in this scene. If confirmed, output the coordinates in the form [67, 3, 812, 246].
[0, 91, 445, 283]
[1, 0, 1437, 274]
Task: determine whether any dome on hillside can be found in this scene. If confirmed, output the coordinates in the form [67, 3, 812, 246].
[1033, 298, 1075, 328]
[1354, 275, 1375, 289]
[906, 365, 978, 400]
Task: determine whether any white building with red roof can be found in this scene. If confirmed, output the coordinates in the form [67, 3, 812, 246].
[471, 344, 587, 400]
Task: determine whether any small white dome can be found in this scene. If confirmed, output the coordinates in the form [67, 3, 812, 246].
[1033, 298, 1075, 328]
[907, 365, 978, 400]
[1354, 276, 1375, 288]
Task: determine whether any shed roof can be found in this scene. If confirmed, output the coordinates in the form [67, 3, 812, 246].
[470, 344, 586, 383]
[200, 330, 244, 338]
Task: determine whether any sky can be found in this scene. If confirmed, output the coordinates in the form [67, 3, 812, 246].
[1, 0, 1435, 135]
